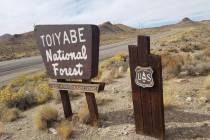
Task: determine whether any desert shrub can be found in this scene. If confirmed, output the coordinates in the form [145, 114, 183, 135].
[0, 73, 55, 109]
[0, 122, 5, 135]
[10, 75, 27, 87]
[35, 82, 53, 104]
[33, 105, 58, 130]
[180, 47, 193, 52]
[161, 55, 182, 79]
[203, 75, 210, 89]
[0, 86, 24, 107]
[204, 46, 210, 56]
[100, 68, 123, 84]
[29, 72, 47, 81]
[163, 84, 178, 109]
[77, 103, 89, 124]
[96, 53, 128, 82]
[0, 108, 20, 122]
[56, 120, 73, 139]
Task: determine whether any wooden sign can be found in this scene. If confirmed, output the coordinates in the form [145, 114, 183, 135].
[34, 25, 99, 80]
[128, 36, 165, 139]
[135, 66, 154, 88]
[49, 82, 104, 93]
[34, 24, 105, 126]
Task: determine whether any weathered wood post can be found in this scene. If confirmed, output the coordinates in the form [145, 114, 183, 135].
[57, 79, 73, 119]
[128, 36, 165, 139]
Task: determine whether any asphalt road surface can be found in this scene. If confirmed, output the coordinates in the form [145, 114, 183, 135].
[0, 41, 135, 86]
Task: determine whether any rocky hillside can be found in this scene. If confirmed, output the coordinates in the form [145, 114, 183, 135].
[99, 21, 136, 34]
[0, 21, 137, 61]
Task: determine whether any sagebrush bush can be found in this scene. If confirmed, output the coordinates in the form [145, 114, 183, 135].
[56, 120, 73, 140]
[163, 84, 178, 109]
[0, 122, 5, 135]
[162, 55, 182, 79]
[0, 86, 24, 107]
[0, 72, 55, 109]
[0, 108, 20, 122]
[78, 103, 89, 124]
[33, 105, 58, 130]
[35, 82, 53, 104]
[203, 75, 210, 89]
[204, 46, 210, 56]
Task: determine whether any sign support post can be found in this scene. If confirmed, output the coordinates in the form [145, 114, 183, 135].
[57, 79, 73, 119]
[83, 79, 99, 126]
[128, 36, 165, 139]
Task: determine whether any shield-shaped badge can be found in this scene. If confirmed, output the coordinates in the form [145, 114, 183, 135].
[135, 66, 154, 88]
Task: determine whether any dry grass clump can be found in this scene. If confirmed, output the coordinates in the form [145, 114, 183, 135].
[77, 102, 89, 124]
[96, 53, 128, 82]
[0, 86, 24, 107]
[163, 84, 178, 110]
[33, 105, 58, 130]
[203, 75, 210, 89]
[161, 52, 210, 79]
[0, 122, 5, 135]
[0, 108, 20, 122]
[56, 120, 73, 140]
[35, 82, 53, 104]
[162, 55, 182, 79]
[204, 46, 210, 56]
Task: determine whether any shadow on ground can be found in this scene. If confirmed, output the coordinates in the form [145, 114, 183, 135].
[165, 109, 210, 139]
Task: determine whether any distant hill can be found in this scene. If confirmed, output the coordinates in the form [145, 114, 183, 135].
[99, 21, 137, 34]
[0, 18, 210, 61]
[0, 34, 13, 41]
[176, 17, 200, 27]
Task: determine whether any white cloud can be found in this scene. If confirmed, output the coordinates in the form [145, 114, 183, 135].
[0, 0, 210, 34]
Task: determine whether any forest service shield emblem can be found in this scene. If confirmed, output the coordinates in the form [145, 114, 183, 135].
[135, 66, 154, 88]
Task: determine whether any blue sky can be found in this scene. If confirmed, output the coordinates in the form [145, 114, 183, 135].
[0, 0, 210, 35]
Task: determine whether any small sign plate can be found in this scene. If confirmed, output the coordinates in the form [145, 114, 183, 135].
[135, 66, 154, 88]
[49, 82, 101, 93]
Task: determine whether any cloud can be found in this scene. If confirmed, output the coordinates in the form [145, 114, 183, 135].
[0, 0, 210, 34]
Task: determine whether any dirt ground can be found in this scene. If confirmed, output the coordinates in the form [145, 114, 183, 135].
[1, 72, 210, 140]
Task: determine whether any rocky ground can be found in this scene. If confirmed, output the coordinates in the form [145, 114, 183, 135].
[1, 72, 210, 140]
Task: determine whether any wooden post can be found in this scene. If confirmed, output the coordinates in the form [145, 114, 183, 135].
[128, 36, 165, 139]
[83, 80, 99, 126]
[57, 79, 73, 119]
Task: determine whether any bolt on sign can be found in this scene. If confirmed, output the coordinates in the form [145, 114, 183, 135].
[34, 25, 99, 80]
[34, 24, 104, 126]
[128, 36, 165, 139]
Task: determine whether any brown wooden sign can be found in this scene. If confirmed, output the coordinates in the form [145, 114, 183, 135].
[34, 25, 99, 80]
[128, 36, 165, 139]
[49, 82, 104, 93]
[34, 24, 104, 126]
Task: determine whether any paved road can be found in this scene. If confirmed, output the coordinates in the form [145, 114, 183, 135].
[0, 41, 136, 86]
[0, 29, 182, 86]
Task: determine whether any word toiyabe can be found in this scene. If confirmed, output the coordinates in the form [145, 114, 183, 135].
[34, 25, 99, 80]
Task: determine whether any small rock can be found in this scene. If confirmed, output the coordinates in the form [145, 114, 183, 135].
[179, 71, 189, 77]
[186, 97, 192, 102]
[112, 87, 119, 94]
[17, 127, 22, 131]
[118, 66, 124, 73]
[175, 78, 189, 83]
[200, 97, 208, 103]
[48, 128, 57, 135]
[121, 131, 128, 135]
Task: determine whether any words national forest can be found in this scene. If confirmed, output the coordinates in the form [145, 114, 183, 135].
[0, 1, 210, 140]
